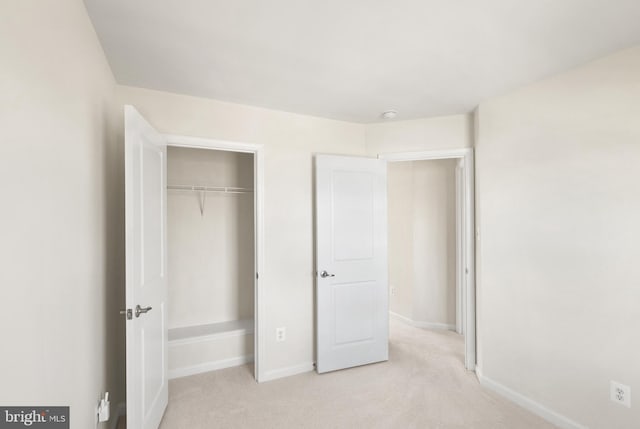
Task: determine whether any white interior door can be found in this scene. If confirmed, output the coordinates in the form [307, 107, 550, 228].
[125, 105, 168, 429]
[315, 155, 388, 373]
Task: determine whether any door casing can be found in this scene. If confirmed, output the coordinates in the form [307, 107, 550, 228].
[379, 148, 476, 371]
[165, 134, 265, 382]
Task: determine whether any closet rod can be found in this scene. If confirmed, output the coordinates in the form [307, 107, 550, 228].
[167, 184, 253, 194]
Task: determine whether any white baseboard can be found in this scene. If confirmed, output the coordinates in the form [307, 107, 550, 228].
[475, 367, 587, 429]
[259, 362, 315, 383]
[110, 402, 126, 429]
[389, 311, 456, 331]
[169, 354, 254, 379]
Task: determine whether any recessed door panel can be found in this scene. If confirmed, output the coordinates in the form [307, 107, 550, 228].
[333, 282, 375, 345]
[142, 303, 165, 417]
[332, 171, 375, 261]
[141, 144, 164, 284]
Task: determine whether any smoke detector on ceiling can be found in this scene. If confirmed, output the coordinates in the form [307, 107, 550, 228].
[381, 110, 398, 120]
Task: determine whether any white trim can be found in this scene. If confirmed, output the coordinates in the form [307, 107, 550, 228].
[164, 134, 266, 382]
[110, 402, 126, 429]
[260, 362, 315, 382]
[254, 146, 266, 383]
[389, 311, 417, 325]
[378, 148, 471, 162]
[476, 367, 587, 429]
[380, 147, 476, 371]
[165, 134, 261, 153]
[455, 163, 463, 335]
[463, 150, 476, 371]
[169, 355, 254, 380]
[390, 311, 456, 331]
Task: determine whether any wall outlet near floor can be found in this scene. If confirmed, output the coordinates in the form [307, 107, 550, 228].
[96, 391, 110, 423]
[390, 285, 396, 296]
[610, 380, 631, 408]
[276, 327, 286, 342]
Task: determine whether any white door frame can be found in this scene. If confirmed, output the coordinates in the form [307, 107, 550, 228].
[165, 134, 266, 381]
[378, 148, 476, 371]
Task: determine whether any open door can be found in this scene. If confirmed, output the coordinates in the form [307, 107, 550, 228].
[124, 106, 168, 429]
[315, 155, 388, 373]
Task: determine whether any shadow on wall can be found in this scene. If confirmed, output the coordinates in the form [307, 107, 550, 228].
[102, 102, 126, 415]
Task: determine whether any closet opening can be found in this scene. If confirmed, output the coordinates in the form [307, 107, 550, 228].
[164, 136, 264, 382]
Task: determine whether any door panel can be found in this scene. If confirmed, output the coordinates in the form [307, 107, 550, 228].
[332, 171, 375, 260]
[125, 105, 168, 429]
[315, 155, 388, 374]
[141, 144, 164, 282]
[333, 281, 375, 344]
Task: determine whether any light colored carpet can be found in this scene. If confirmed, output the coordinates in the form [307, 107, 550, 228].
[159, 320, 555, 429]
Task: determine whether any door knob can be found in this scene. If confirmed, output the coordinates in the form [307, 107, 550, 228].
[320, 270, 335, 278]
[135, 305, 153, 318]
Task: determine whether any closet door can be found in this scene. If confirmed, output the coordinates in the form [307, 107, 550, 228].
[315, 155, 388, 373]
[124, 105, 168, 429]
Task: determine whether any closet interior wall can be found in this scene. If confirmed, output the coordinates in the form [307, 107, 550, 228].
[168, 146, 254, 328]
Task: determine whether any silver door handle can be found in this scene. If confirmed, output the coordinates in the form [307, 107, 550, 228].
[320, 270, 335, 278]
[135, 305, 153, 318]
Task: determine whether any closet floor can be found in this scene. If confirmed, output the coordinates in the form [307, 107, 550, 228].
[157, 320, 553, 429]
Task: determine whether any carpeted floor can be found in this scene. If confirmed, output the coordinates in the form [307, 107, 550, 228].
[159, 320, 555, 428]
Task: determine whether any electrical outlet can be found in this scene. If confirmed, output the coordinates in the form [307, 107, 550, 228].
[95, 392, 110, 428]
[610, 381, 631, 408]
[276, 327, 286, 342]
[390, 286, 396, 296]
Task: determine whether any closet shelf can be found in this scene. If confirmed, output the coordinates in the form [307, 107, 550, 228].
[167, 184, 253, 194]
[168, 319, 254, 345]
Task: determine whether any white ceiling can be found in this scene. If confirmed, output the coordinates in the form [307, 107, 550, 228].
[84, 0, 640, 123]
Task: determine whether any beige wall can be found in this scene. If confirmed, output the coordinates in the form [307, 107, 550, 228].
[365, 113, 473, 155]
[388, 160, 457, 328]
[388, 162, 414, 318]
[167, 147, 254, 328]
[475, 46, 640, 428]
[116, 85, 366, 376]
[412, 159, 457, 327]
[0, 1, 122, 428]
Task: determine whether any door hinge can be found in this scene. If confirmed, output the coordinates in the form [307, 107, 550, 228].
[256, 272, 259, 280]
[119, 308, 133, 320]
